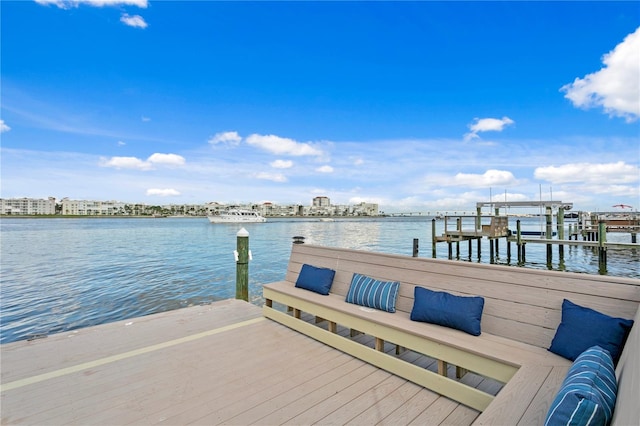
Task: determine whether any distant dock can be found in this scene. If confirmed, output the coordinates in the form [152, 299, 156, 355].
[432, 200, 639, 272]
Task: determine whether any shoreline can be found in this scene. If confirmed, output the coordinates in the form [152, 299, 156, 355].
[0, 214, 390, 220]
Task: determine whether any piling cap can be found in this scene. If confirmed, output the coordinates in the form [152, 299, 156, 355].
[237, 227, 249, 237]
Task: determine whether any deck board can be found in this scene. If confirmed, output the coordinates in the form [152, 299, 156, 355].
[1, 299, 483, 426]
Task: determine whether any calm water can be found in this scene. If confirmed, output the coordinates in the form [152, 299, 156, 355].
[1, 217, 638, 344]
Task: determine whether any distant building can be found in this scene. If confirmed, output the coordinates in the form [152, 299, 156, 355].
[312, 196, 330, 208]
[352, 202, 379, 216]
[0, 197, 56, 215]
[60, 198, 125, 215]
[1, 196, 379, 217]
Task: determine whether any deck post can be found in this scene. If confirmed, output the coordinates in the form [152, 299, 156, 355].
[489, 239, 495, 263]
[236, 228, 249, 302]
[516, 220, 522, 263]
[456, 218, 461, 259]
[546, 207, 553, 265]
[598, 220, 607, 273]
[558, 207, 565, 258]
[431, 219, 437, 258]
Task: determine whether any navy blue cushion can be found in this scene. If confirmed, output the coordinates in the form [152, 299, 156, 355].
[545, 346, 617, 426]
[549, 299, 634, 364]
[294, 264, 335, 295]
[345, 273, 400, 313]
[410, 286, 484, 336]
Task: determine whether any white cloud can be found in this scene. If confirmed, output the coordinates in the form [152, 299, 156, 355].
[146, 188, 180, 197]
[120, 13, 147, 28]
[117, 141, 126, 146]
[534, 162, 639, 184]
[101, 156, 152, 170]
[353, 158, 364, 166]
[316, 165, 334, 173]
[35, 0, 147, 8]
[270, 159, 293, 169]
[254, 172, 287, 182]
[561, 27, 640, 122]
[141, 116, 151, 122]
[0, 119, 10, 133]
[464, 117, 514, 141]
[147, 153, 186, 167]
[101, 153, 186, 170]
[453, 169, 517, 187]
[209, 131, 242, 145]
[246, 134, 323, 157]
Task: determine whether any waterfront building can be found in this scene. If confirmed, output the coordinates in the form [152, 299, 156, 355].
[312, 196, 331, 208]
[60, 198, 126, 215]
[351, 202, 379, 216]
[1, 196, 379, 217]
[0, 197, 56, 215]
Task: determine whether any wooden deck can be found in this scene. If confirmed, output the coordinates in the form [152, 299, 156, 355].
[1, 299, 495, 425]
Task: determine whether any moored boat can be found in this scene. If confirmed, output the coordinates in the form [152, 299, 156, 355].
[207, 209, 267, 223]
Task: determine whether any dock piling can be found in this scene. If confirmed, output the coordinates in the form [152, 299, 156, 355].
[598, 221, 607, 273]
[236, 228, 250, 301]
[432, 219, 437, 258]
[546, 207, 553, 265]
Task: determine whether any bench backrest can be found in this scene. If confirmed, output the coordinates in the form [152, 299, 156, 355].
[284, 244, 640, 350]
[612, 306, 640, 425]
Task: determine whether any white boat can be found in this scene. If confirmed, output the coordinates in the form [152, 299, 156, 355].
[207, 209, 267, 223]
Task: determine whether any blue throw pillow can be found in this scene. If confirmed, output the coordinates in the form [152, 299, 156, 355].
[345, 273, 400, 313]
[549, 299, 634, 364]
[294, 264, 336, 295]
[410, 286, 484, 336]
[545, 346, 617, 426]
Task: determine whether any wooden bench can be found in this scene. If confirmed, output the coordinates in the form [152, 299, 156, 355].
[262, 243, 640, 425]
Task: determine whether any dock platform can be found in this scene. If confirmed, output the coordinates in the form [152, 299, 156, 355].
[1, 299, 489, 425]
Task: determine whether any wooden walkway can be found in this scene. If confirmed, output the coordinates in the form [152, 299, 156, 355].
[1, 299, 495, 425]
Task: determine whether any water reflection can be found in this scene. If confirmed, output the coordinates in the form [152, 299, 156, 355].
[1, 217, 637, 344]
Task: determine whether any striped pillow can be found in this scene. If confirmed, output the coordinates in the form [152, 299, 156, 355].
[545, 346, 617, 426]
[345, 273, 400, 313]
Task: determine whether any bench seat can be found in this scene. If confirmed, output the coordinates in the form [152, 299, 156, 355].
[262, 244, 640, 425]
[264, 280, 570, 420]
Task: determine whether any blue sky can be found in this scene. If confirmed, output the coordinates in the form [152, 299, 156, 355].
[1, 1, 639, 213]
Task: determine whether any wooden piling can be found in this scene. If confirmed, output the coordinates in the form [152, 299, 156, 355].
[598, 221, 607, 273]
[558, 207, 565, 259]
[432, 219, 437, 258]
[516, 220, 526, 264]
[236, 228, 249, 302]
[456, 218, 461, 259]
[545, 207, 553, 265]
[413, 238, 419, 257]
